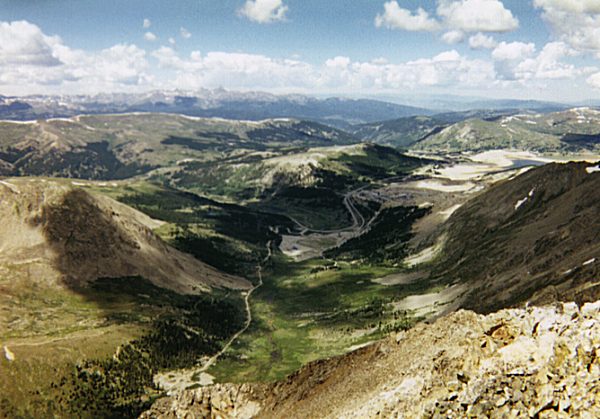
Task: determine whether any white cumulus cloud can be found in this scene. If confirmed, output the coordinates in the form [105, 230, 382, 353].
[180, 27, 191, 39]
[492, 42, 536, 61]
[587, 71, 600, 89]
[152, 47, 495, 92]
[376, 0, 518, 35]
[0, 20, 151, 94]
[534, 0, 600, 14]
[490, 41, 589, 82]
[239, 0, 288, 24]
[515, 42, 588, 80]
[441, 30, 465, 44]
[143, 18, 151, 29]
[534, 0, 600, 53]
[0, 20, 62, 66]
[85, 44, 150, 85]
[375, 2, 440, 31]
[153, 47, 315, 90]
[144, 32, 157, 42]
[469, 33, 497, 49]
[2, 17, 598, 100]
[492, 42, 536, 80]
[437, 0, 519, 33]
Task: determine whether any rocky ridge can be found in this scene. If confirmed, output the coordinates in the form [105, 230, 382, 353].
[142, 300, 600, 418]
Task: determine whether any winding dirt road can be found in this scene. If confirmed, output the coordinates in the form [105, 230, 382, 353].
[196, 240, 272, 374]
[288, 186, 370, 235]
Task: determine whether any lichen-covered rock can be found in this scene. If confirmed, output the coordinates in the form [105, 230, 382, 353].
[141, 301, 600, 418]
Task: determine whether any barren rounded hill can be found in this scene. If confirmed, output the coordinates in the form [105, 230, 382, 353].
[0, 178, 250, 293]
[0, 178, 251, 417]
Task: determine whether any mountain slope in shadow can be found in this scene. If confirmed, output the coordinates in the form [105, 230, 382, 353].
[434, 161, 600, 313]
[0, 178, 250, 295]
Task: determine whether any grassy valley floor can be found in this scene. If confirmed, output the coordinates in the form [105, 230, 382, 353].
[206, 254, 431, 383]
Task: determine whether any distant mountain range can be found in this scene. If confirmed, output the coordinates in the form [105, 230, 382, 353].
[1, 89, 583, 128]
[0, 90, 432, 127]
[412, 107, 600, 153]
[367, 93, 573, 113]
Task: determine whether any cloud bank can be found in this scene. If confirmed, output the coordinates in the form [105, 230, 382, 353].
[0, 18, 598, 98]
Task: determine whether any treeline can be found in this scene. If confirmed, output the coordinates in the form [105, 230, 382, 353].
[172, 225, 259, 276]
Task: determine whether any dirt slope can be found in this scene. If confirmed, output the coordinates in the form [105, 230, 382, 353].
[0, 178, 250, 294]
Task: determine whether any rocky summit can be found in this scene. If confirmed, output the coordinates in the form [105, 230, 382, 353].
[142, 300, 600, 418]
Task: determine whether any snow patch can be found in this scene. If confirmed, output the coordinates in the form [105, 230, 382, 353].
[0, 119, 36, 125]
[414, 180, 476, 193]
[47, 117, 75, 123]
[439, 204, 462, 220]
[0, 180, 20, 194]
[515, 189, 534, 210]
[586, 165, 600, 174]
[515, 197, 528, 210]
[470, 150, 552, 167]
[583, 258, 596, 266]
[4, 346, 15, 362]
[392, 284, 466, 318]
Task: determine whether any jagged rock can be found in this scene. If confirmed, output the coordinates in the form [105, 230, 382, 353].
[140, 383, 265, 419]
[142, 301, 600, 418]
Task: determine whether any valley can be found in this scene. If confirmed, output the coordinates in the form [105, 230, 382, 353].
[6, 0, 600, 415]
[1, 107, 599, 418]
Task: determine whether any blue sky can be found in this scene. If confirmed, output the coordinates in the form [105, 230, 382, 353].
[1, 0, 600, 102]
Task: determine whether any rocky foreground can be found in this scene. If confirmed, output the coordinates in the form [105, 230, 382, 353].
[142, 301, 600, 418]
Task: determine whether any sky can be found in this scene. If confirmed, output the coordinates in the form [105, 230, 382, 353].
[2, 0, 600, 102]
